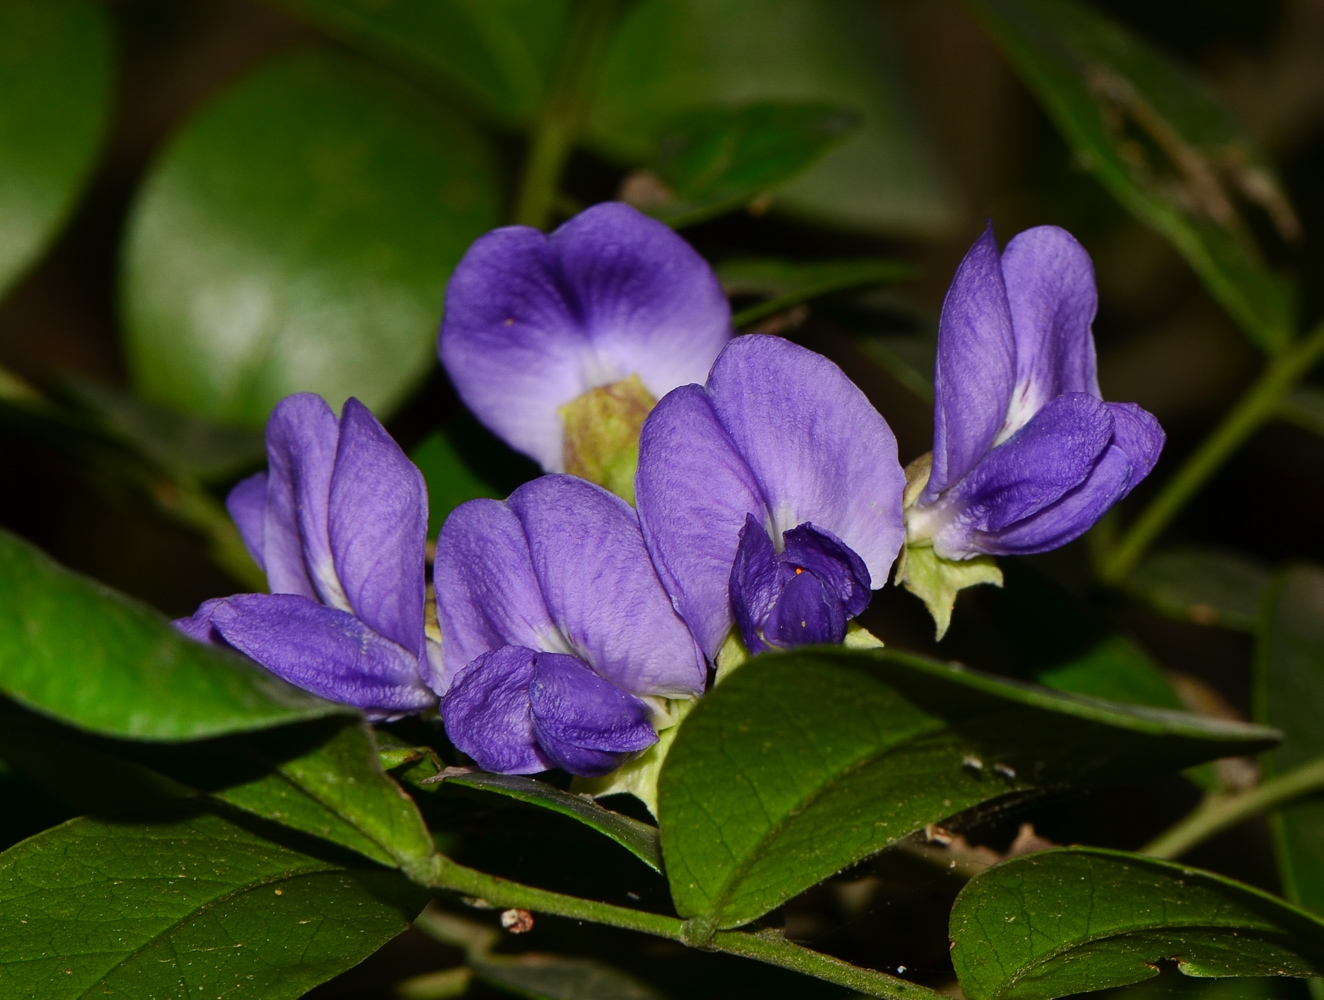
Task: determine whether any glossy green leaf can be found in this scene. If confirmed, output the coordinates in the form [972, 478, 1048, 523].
[55, 376, 265, 483]
[949, 847, 1324, 1000]
[269, 0, 571, 126]
[0, 528, 347, 740]
[657, 647, 1279, 931]
[411, 429, 500, 538]
[441, 770, 662, 873]
[634, 102, 858, 228]
[211, 721, 437, 879]
[968, 0, 1295, 352]
[0, 810, 426, 1000]
[1257, 566, 1324, 918]
[0, 0, 112, 300]
[1125, 546, 1271, 631]
[124, 47, 500, 427]
[587, 0, 953, 236]
[472, 953, 667, 1000]
[719, 256, 919, 328]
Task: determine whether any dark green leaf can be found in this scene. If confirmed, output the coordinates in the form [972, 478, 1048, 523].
[55, 376, 265, 482]
[0, 0, 112, 299]
[718, 257, 919, 328]
[123, 48, 500, 427]
[0, 810, 426, 999]
[635, 102, 858, 227]
[1037, 635, 1184, 709]
[1125, 546, 1271, 631]
[587, 0, 953, 236]
[411, 429, 500, 538]
[0, 528, 347, 740]
[949, 847, 1324, 1000]
[440, 770, 662, 873]
[967, 0, 1296, 352]
[473, 953, 668, 1000]
[657, 647, 1279, 930]
[269, 0, 571, 126]
[1256, 566, 1324, 918]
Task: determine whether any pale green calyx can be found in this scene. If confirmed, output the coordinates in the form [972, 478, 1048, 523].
[558, 373, 657, 503]
[896, 452, 1002, 641]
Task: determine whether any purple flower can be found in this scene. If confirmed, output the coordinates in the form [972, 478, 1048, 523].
[635, 335, 907, 658]
[438, 202, 731, 473]
[906, 225, 1165, 558]
[433, 474, 706, 777]
[175, 394, 436, 719]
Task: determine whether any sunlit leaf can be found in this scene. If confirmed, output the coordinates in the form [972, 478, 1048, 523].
[657, 647, 1279, 931]
[587, 0, 954, 236]
[1125, 546, 1271, 631]
[0, 0, 112, 300]
[123, 48, 500, 427]
[269, 0, 571, 126]
[950, 847, 1324, 1000]
[1256, 566, 1324, 919]
[0, 528, 347, 741]
[968, 0, 1296, 352]
[0, 810, 426, 999]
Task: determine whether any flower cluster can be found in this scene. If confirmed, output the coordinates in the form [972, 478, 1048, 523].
[179, 204, 1163, 789]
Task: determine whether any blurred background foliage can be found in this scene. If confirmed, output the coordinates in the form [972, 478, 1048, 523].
[4, 1, 1324, 996]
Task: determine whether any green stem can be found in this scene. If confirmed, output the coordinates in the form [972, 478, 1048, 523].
[423, 854, 941, 1000]
[1141, 754, 1324, 860]
[511, 0, 618, 229]
[1099, 320, 1324, 584]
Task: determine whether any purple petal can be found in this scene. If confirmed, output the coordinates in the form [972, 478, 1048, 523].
[971, 444, 1134, 555]
[635, 385, 768, 659]
[439, 226, 593, 472]
[328, 399, 427, 659]
[730, 515, 782, 656]
[442, 645, 549, 774]
[210, 594, 435, 719]
[226, 472, 267, 573]
[924, 225, 1017, 503]
[173, 597, 229, 645]
[553, 203, 730, 404]
[704, 335, 905, 587]
[763, 571, 848, 649]
[439, 203, 730, 472]
[507, 474, 706, 697]
[432, 498, 556, 696]
[783, 523, 871, 618]
[529, 652, 657, 777]
[1000, 226, 1101, 437]
[1107, 402, 1165, 493]
[263, 394, 346, 606]
[932, 393, 1114, 559]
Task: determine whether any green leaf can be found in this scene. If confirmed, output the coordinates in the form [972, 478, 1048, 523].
[1124, 546, 1271, 631]
[0, 0, 112, 300]
[0, 528, 347, 740]
[123, 47, 500, 427]
[210, 721, 438, 880]
[0, 810, 426, 1000]
[440, 770, 663, 873]
[967, 0, 1296, 352]
[1256, 566, 1324, 918]
[412, 429, 503, 538]
[949, 847, 1324, 1000]
[55, 376, 265, 482]
[269, 0, 571, 126]
[472, 953, 668, 1000]
[586, 0, 953, 236]
[719, 256, 919, 328]
[632, 102, 859, 228]
[657, 647, 1280, 931]
[1037, 635, 1184, 709]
